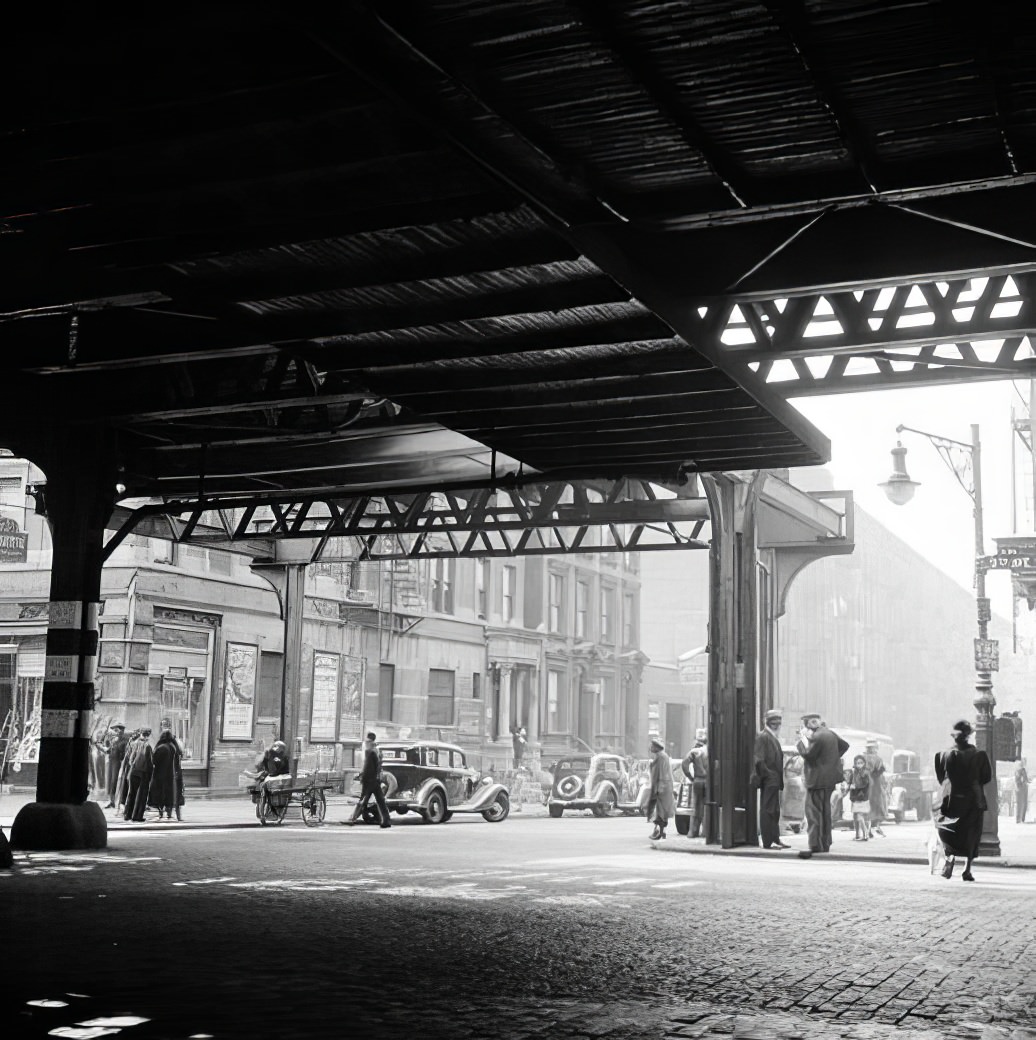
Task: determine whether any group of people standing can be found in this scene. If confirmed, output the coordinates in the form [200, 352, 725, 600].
[98, 722, 185, 822]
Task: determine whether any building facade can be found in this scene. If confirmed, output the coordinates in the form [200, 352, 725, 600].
[0, 456, 643, 791]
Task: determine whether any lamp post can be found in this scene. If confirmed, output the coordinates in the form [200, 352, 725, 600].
[880, 423, 1000, 857]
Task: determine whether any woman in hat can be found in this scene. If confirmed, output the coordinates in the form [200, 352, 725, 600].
[935, 719, 992, 881]
[646, 737, 675, 841]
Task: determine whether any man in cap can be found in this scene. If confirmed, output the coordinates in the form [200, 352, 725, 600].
[646, 736, 675, 841]
[754, 709, 789, 849]
[345, 731, 391, 828]
[863, 737, 887, 837]
[680, 728, 709, 838]
[796, 713, 850, 855]
[255, 739, 290, 782]
[103, 723, 128, 809]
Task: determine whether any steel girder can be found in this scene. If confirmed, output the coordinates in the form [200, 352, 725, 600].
[695, 272, 1036, 396]
[105, 478, 711, 563]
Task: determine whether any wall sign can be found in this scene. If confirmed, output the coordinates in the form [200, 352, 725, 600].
[310, 651, 340, 743]
[220, 641, 258, 740]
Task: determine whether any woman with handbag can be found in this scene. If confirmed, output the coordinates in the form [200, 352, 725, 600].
[935, 719, 992, 881]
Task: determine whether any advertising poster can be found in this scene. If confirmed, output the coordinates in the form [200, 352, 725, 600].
[339, 655, 364, 742]
[220, 641, 257, 740]
[310, 651, 340, 742]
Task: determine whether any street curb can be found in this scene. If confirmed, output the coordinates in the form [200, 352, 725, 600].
[650, 841, 1036, 869]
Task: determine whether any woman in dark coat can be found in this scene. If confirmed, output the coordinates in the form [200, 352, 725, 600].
[148, 730, 184, 821]
[935, 719, 992, 882]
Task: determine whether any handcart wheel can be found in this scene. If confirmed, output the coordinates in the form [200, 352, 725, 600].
[259, 789, 288, 825]
[301, 788, 327, 827]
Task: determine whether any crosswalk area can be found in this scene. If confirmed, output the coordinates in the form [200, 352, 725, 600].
[172, 864, 705, 902]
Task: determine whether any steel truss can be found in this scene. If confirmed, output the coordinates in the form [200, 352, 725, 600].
[692, 272, 1036, 395]
[105, 479, 711, 562]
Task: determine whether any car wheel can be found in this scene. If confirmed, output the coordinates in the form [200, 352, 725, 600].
[482, 791, 510, 823]
[548, 803, 564, 818]
[361, 804, 383, 825]
[675, 815, 690, 836]
[557, 775, 582, 798]
[423, 790, 447, 824]
[595, 790, 617, 818]
[442, 811, 454, 823]
[395, 807, 409, 816]
[892, 810, 903, 824]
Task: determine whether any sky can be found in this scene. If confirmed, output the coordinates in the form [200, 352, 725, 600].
[791, 379, 1032, 622]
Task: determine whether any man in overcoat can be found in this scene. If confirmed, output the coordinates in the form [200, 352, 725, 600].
[647, 736, 675, 841]
[104, 723, 128, 808]
[346, 731, 391, 828]
[754, 709, 789, 849]
[797, 714, 849, 855]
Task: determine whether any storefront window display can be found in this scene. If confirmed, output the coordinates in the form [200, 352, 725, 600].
[150, 618, 214, 766]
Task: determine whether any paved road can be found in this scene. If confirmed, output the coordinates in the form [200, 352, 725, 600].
[3, 814, 1034, 1040]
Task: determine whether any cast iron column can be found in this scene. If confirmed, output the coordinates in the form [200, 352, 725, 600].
[11, 426, 116, 850]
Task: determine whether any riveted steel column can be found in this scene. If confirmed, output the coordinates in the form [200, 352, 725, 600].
[10, 426, 116, 850]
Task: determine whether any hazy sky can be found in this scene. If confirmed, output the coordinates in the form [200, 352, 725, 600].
[791, 379, 1031, 621]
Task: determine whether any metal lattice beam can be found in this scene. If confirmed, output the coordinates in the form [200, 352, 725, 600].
[105, 478, 712, 562]
[694, 272, 1036, 395]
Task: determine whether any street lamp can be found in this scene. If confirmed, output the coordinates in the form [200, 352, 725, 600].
[880, 423, 999, 856]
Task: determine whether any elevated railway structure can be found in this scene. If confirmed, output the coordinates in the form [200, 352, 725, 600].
[2, 3, 1034, 848]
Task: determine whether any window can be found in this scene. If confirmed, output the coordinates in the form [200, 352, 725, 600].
[502, 565, 516, 623]
[575, 581, 589, 639]
[378, 663, 395, 722]
[548, 572, 565, 632]
[431, 558, 455, 614]
[546, 669, 566, 733]
[477, 559, 489, 619]
[600, 586, 614, 643]
[472, 671, 481, 700]
[623, 592, 636, 646]
[427, 668, 455, 726]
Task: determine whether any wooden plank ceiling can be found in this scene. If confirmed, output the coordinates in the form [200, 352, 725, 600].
[3, 2, 1035, 502]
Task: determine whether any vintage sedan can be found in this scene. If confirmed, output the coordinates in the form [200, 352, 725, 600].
[357, 740, 510, 824]
[547, 752, 645, 817]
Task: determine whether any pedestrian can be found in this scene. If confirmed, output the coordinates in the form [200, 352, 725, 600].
[753, 709, 789, 849]
[345, 731, 391, 828]
[104, 723, 128, 808]
[114, 728, 141, 814]
[847, 755, 871, 841]
[147, 730, 183, 821]
[1014, 759, 1030, 824]
[646, 737, 674, 841]
[796, 713, 850, 856]
[863, 737, 887, 837]
[681, 727, 709, 838]
[124, 728, 154, 822]
[89, 710, 114, 799]
[512, 726, 527, 770]
[935, 719, 992, 881]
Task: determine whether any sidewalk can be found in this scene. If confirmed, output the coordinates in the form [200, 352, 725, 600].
[3, 787, 1036, 866]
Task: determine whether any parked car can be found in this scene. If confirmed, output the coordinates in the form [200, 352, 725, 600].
[357, 740, 510, 824]
[547, 752, 645, 817]
[888, 749, 937, 822]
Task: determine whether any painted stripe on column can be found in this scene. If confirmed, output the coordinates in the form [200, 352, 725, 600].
[41, 708, 79, 738]
[49, 601, 84, 630]
[45, 655, 77, 681]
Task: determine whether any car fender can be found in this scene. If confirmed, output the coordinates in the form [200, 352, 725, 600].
[464, 781, 509, 811]
[415, 777, 448, 807]
[591, 780, 619, 805]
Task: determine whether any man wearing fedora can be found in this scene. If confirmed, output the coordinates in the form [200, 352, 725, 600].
[680, 728, 709, 839]
[797, 713, 850, 855]
[754, 709, 790, 850]
[647, 736, 675, 841]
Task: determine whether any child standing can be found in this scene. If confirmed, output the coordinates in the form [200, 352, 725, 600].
[848, 754, 872, 841]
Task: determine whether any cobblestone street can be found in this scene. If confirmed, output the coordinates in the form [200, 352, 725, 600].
[3, 813, 1035, 1039]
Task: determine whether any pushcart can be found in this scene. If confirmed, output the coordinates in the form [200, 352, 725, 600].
[247, 772, 339, 827]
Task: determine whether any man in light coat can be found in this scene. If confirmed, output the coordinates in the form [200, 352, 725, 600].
[647, 736, 675, 841]
[797, 714, 849, 855]
[754, 709, 789, 850]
